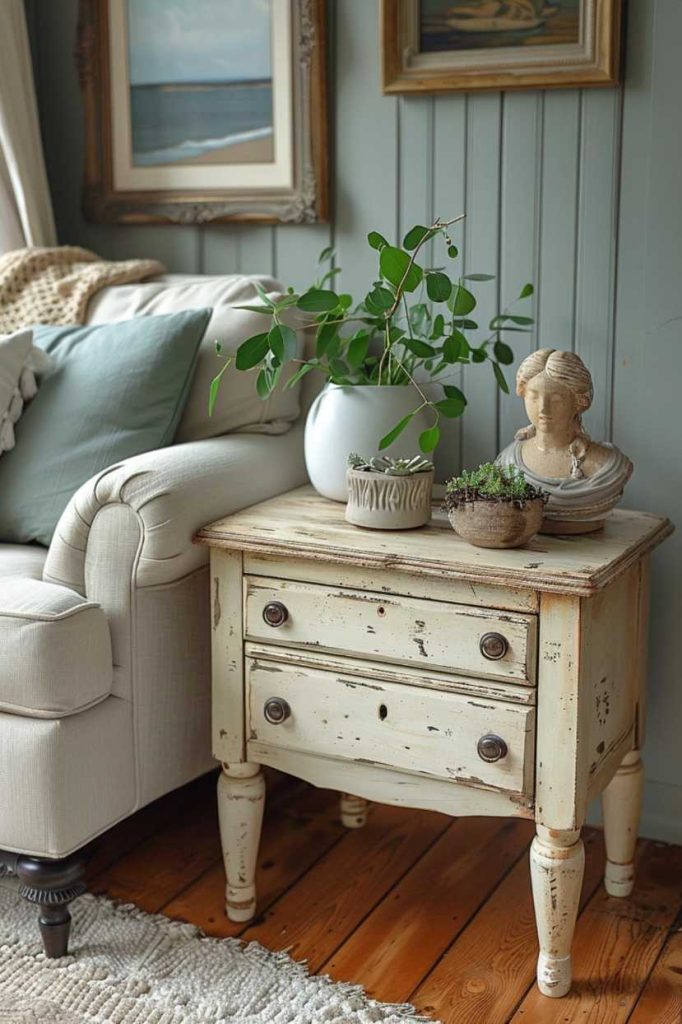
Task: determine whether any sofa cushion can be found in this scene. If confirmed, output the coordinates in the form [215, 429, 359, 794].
[0, 577, 112, 718]
[86, 274, 301, 442]
[0, 308, 210, 546]
[0, 543, 46, 580]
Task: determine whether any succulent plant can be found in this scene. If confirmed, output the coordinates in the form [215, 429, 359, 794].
[347, 453, 434, 476]
[444, 462, 547, 511]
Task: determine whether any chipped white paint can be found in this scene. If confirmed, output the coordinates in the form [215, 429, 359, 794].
[197, 486, 672, 597]
[602, 750, 644, 897]
[340, 793, 369, 829]
[245, 576, 537, 685]
[200, 486, 670, 997]
[530, 825, 585, 998]
[247, 657, 535, 796]
[217, 762, 265, 923]
[210, 549, 245, 764]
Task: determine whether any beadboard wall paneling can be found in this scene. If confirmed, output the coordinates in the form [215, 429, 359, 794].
[27, 0, 682, 842]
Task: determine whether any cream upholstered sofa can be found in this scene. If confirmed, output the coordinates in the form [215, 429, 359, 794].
[0, 274, 307, 956]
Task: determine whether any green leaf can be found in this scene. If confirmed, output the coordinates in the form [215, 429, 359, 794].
[329, 358, 349, 379]
[368, 230, 388, 251]
[285, 362, 315, 389]
[431, 313, 445, 339]
[494, 339, 514, 365]
[208, 360, 230, 416]
[318, 245, 334, 263]
[296, 289, 340, 312]
[443, 384, 467, 406]
[409, 303, 430, 332]
[435, 397, 466, 418]
[319, 266, 341, 286]
[268, 323, 298, 364]
[235, 332, 269, 370]
[256, 368, 271, 399]
[347, 331, 370, 368]
[426, 271, 452, 303]
[453, 317, 478, 330]
[447, 245, 459, 259]
[254, 281, 276, 307]
[405, 338, 436, 358]
[419, 425, 441, 453]
[379, 246, 423, 293]
[367, 285, 394, 311]
[378, 412, 414, 450]
[508, 314, 534, 325]
[519, 282, 534, 299]
[387, 325, 405, 344]
[493, 362, 510, 394]
[471, 348, 486, 364]
[492, 313, 534, 327]
[448, 284, 477, 316]
[315, 320, 338, 357]
[403, 224, 431, 250]
[463, 273, 495, 282]
[338, 293, 353, 310]
[442, 329, 468, 362]
[234, 304, 275, 315]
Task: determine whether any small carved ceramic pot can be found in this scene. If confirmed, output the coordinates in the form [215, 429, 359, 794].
[448, 498, 544, 549]
[345, 468, 434, 530]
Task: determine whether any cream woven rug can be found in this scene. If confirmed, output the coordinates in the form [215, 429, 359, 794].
[0, 878, 431, 1024]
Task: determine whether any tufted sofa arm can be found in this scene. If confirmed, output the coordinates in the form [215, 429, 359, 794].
[43, 428, 306, 595]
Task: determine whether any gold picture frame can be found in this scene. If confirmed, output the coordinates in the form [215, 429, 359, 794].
[382, 0, 622, 94]
[77, 0, 329, 225]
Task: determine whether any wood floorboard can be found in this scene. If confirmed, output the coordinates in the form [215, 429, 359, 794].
[324, 816, 534, 1003]
[90, 782, 682, 1023]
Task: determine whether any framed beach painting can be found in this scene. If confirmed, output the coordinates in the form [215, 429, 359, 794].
[382, 0, 622, 93]
[78, 0, 329, 223]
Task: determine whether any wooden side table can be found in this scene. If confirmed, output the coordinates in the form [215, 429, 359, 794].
[197, 487, 671, 999]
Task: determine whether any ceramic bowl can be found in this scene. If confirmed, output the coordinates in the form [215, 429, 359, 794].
[448, 498, 544, 549]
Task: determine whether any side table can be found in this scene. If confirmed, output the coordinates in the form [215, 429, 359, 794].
[197, 486, 671, 998]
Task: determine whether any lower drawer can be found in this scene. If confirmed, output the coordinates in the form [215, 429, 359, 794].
[246, 657, 535, 796]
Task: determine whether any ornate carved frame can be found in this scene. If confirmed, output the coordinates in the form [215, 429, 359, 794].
[382, 0, 622, 94]
[77, 0, 329, 224]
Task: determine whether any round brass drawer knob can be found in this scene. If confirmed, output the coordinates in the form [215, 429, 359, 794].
[263, 697, 291, 725]
[479, 631, 509, 660]
[477, 734, 508, 762]
[262, 601, 289, 627]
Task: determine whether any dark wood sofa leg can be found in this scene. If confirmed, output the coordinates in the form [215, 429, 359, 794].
[15, 855, 86, 957]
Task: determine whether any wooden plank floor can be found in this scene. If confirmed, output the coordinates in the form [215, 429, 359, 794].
[85, 770, 682, 1023]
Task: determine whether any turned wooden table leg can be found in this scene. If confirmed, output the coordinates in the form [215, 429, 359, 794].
[601, 750, 643, 897]
[530, 826, 585, 998]
[339, 793, 369, 828]
[218, 762, 265, 923]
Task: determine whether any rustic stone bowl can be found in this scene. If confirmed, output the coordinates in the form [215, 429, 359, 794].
[448, 498, 545, 549]
[345, 468, 434, 530]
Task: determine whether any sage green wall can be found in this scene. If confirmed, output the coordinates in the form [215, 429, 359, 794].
[29, 0, 682, 842]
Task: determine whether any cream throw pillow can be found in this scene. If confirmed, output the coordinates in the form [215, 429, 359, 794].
[0, 329, 52, 455]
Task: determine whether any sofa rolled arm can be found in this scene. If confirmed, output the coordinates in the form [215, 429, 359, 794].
[43, 428, 306, 595]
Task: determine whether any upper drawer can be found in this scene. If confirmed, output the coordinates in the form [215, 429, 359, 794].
[244, 577, 537, 685]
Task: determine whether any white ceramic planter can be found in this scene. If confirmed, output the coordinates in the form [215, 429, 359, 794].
[304, 384, 432, 501]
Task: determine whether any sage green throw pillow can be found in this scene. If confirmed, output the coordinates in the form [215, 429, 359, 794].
[0, 309, 211, 546]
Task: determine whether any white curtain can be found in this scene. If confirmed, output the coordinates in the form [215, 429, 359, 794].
[0, 0, 56, 252]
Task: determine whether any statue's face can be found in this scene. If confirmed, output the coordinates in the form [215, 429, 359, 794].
[524, 372, 577, 435]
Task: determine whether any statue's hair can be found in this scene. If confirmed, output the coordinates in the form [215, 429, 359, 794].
[514, 349, 593, 467]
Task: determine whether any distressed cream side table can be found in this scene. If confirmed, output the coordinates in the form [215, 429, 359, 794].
[196, 486, 671, 999]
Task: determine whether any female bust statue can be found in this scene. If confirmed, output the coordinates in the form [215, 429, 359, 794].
[497, 349, 632, 533]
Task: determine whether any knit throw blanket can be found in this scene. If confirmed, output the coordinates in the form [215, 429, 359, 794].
[0, 247, 165, 333]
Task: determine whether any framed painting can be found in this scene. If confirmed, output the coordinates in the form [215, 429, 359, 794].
[77, 0, 329, 224]
[382, 0, 622, 93]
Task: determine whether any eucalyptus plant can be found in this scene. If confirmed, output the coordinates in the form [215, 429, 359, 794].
[209, 214, 534, 454]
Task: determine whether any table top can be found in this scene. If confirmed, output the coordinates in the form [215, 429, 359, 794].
[196, 486, 672, 596]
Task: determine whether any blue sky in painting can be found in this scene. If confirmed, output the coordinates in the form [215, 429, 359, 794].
[127, 0, 272, 85]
